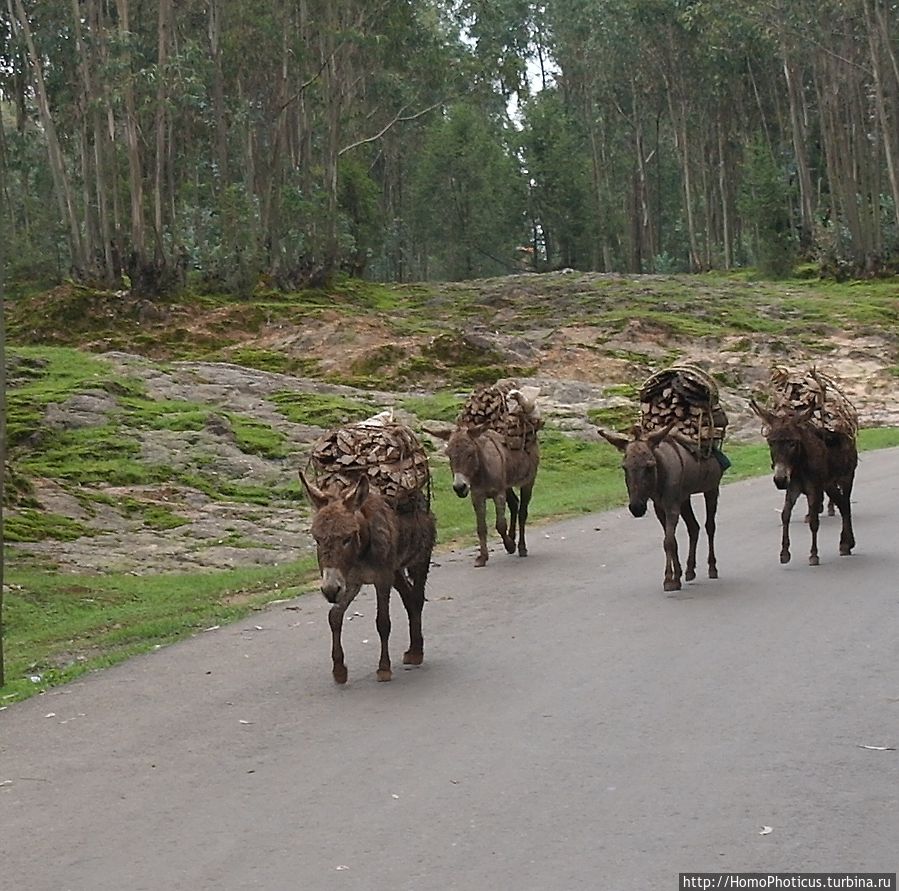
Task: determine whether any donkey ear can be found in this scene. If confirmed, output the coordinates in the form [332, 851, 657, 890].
[299, 471, 328, 510]
[466, 422, 489, 438]
[344, 474, 371, 511]
[596, 427, 630, 452]
[749, 398, 774, 425]
[646, 422, 675, 448]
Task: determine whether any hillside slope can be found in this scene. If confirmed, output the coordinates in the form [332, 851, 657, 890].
[6, 270, 899, 578]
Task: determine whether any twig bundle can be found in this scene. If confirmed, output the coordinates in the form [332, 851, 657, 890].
[308, 414, 431, 509]
[639, 364, 728, 448]
[763, 366, 858, 438]
[457, 380, 542, 450]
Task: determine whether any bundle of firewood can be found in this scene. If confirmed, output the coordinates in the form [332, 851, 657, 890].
[307, 412, 431, 509]
[763, 366, 858, 438]
[639, 364, 728, 447]
[457, 380, 542, 450]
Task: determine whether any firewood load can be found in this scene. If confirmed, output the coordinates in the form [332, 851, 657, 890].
[457, 380, 543, 450]
[307, 410, 432, 511]
[639, 364, 728, 453]
[761, 366, 858, 439]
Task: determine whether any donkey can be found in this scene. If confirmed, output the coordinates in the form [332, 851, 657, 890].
[598, 425, 724, 592]
[750, 402, 857, 566]
[433, 424, 539, 567]
[300, 472, 436, 684]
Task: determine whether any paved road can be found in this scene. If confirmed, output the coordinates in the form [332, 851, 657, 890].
[3, 449, 898, 891]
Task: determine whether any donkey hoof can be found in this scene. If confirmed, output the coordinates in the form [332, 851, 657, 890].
[503, 538, 516, 554]
[663, 579, 681, 592]
[333, 665, 348, 685]
[474, 555, 488, 568]
[708, 567, 719, 579]
[839, 545, 853, 556]
[780, 551, 791, 564]
[403, 650, 423, 666]
[376, 668, 392, 682]
[518, 547, 528, 558]
[685, 569, 696, 582]
[809, 555, 820, 566]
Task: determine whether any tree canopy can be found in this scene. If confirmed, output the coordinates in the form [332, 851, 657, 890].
[1, 0, 898, 294]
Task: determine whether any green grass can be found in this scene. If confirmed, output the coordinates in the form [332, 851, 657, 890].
[0, 561, 317, 702]
[4, 509, 94, 542]
[401, 391, 465, 423]
[270, 391, 376, 427]
[5, 346, 115, 448]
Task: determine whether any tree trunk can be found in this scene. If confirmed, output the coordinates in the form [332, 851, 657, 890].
[10, 0, 86, 275]
[114, 0, 148, 280]
[864, 0, 899, 230]
[208, 0, 229, 187]
[781, 52, 815, 249]
[153, 0, 172, 264]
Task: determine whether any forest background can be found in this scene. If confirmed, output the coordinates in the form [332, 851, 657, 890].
[2, 0, 899, 295]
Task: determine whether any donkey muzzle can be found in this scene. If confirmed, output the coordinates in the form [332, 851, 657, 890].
[319, 568, 345, 603]
[772, 464, 790, 490]
[452, 474, 470, 498]
[629, 501, 647, 518]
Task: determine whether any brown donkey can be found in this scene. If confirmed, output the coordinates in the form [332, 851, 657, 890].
[433, 424, 539, 567]
[300, 473, 436, 684]
[598, 425, 723, 591]
[750, 402, 857, 565]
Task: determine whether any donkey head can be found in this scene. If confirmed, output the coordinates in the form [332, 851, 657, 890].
[433, 424, 488, 498]
[300, 472, 371, 603]
[750, 400, 815, 490]
[597, 424, 673, 517]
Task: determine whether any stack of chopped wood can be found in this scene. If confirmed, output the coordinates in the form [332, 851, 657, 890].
[307, 414, 431, 509]
[764, 366, 858, 438]
[639, 364, 727, 448]
[457, 380, 542, 450]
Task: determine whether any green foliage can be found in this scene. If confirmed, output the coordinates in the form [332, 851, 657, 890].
[410, 103, 528, 280]
[520, 91, 592, 269]
[737, 140, 796, 278]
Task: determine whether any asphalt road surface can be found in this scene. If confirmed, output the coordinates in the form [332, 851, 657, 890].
[3, 449, 898, 891]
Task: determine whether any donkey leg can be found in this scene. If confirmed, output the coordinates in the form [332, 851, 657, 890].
[681, 498, 700, 582]
[654, 502, 681, 591]
[493, 493, 516, 554]
[829, 478, 855, 555]
[517, 484, 533, 557]
[394, 569, 425, 666]
[375, 581, 393, 682]
[780, 487, 800, 564]
[472, 493, 490, 567]
[506, 488, 520, 549]
[704, 488, 719, 579]
[807, 489, 823, 566]
[328, 604, 349, 684]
